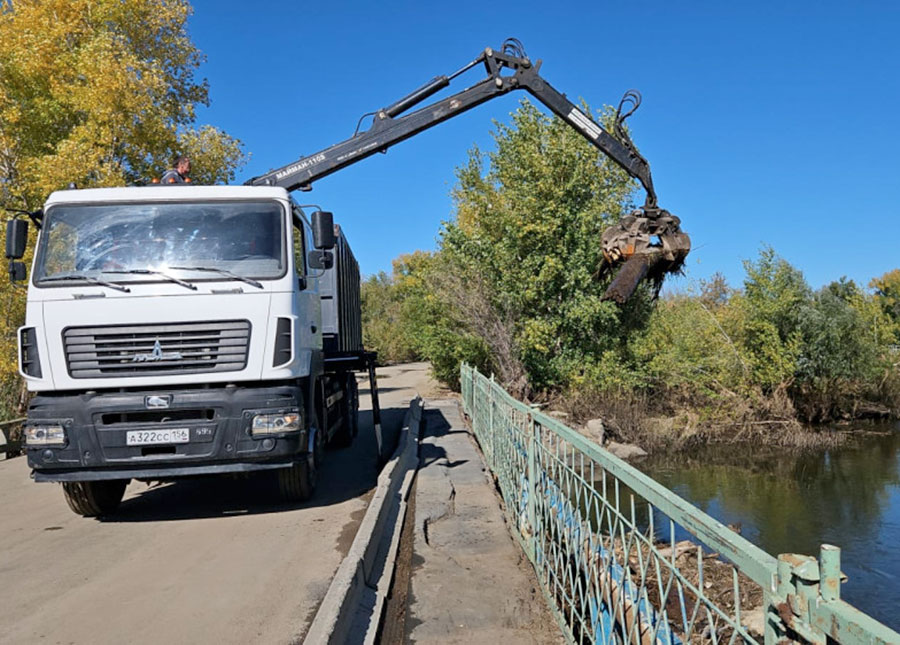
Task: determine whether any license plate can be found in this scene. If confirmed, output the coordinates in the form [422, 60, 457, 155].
[126, 428, 190, 446]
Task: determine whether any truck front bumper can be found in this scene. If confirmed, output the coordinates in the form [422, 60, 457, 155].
[26, 383, 307, 482]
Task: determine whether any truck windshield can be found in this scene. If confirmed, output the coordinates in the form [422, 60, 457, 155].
[34, 201, 286, 285]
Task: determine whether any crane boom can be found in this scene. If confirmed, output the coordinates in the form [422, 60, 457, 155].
[248, 42, 656, 203]
[247, 39, 689, 301]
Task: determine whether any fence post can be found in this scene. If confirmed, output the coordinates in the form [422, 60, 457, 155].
[767, 553, 829, 645]
[463, 363, 473, 416]
[488, 374, 496, 470]
[467, 365, 473, 414]
[819, 545, 841, 603]
[478, 372, 486, 436]
[525, 410, 538, 562]
[460, 363, 466, 412]
[461, 363, 470, 414]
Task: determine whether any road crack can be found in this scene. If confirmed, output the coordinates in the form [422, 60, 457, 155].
[422, 480, 456, 546]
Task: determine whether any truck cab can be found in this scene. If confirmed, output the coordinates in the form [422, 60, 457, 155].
[10, 185, 362, 515]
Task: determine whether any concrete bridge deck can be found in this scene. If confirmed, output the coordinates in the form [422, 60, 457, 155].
[396, 398, 562, 643]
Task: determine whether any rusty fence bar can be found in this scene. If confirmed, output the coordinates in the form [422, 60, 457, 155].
[460, 363, 899, 645]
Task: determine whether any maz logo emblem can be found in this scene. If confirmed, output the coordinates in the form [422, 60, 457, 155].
[132, 340, 183, 363]
[145, 395, 172, 409]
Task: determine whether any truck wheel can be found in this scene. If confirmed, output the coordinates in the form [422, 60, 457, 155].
[277, 458, 315, 502]
[278, 412, 324, 502]
[62, 480, 128, 517]
[331, 375, 359, 448]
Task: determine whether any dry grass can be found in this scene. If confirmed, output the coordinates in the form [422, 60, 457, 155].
[555, 385, 850, 453]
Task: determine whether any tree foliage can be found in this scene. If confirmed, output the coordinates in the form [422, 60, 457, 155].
[0, 0, 245, 210]
[0, 0, 246, 418]
[723, 247, 808, 391]
[423, 99, 653, 394]
[870, 269, 900, 323]
[634, 295, 747, 400]
[360, 252, 433, 365]
[632, 254, 900, 425]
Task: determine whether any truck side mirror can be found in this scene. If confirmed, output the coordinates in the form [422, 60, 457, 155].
[307, 250, 334, 270]
[6, 219, 28, 259]
[8, 261, 26, 282]
[311, 211, 336, 250]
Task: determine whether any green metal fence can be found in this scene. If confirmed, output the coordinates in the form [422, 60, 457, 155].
[460, 363, 899, 645]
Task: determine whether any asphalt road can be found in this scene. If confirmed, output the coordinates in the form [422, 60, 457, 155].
[0, 363, 436, 645]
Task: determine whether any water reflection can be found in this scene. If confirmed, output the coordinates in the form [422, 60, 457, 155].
[637, 422, 900, 630]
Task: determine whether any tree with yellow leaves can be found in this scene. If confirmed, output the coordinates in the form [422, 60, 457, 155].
[871, 269, 900, 324]
[0, 0, 247, 419]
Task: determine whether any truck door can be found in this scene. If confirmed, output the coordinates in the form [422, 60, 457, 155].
[292, 208, 322, 356]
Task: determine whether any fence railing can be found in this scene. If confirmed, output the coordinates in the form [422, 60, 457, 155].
[460, 363, 899, 645]
[1, 417, 24, 456]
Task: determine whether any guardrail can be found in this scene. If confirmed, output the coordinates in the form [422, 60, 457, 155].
[1, 417, 24, 457]
[460, 363, 899, 645]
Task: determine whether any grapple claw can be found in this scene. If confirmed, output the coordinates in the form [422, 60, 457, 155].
[600, 207, 690, 303]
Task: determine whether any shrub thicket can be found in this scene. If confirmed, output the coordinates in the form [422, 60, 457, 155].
[362, 100, 900, 439]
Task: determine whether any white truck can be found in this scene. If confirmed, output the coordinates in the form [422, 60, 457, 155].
[7, 185, 366, 515]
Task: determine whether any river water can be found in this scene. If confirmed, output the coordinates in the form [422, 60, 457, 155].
[637, 421, 900, 630]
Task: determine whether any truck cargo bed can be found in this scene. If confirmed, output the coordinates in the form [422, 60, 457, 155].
[320, 224, 362, 356]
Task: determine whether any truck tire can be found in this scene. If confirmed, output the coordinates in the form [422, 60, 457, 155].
[278, 408, 324, 502]
[331, 375, 359, 448]
[277, 457, 315, 502]
[62, 480, 128, 517]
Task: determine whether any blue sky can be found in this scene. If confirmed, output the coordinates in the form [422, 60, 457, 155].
[189, 1, 900, 291]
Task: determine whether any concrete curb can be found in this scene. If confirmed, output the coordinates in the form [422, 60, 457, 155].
[303, 396, 423, 644]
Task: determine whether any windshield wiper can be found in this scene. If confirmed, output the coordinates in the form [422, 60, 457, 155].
[103, 269, 197, 291]
[39, 274, 131, 293]
[167, 266, 264, 289]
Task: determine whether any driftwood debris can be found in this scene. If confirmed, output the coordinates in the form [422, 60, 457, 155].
[603, 252, 664, 303]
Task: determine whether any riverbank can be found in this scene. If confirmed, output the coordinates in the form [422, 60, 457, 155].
[552, 387, 898, 453]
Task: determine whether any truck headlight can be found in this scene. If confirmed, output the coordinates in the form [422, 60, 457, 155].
[25, 424, 66, 446]
[251, 411, 301, 436]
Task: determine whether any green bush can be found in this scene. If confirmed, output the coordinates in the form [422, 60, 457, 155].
[356, 101, 900, 434]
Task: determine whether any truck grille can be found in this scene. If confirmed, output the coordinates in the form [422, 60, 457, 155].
[63, 321, 251, 378]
